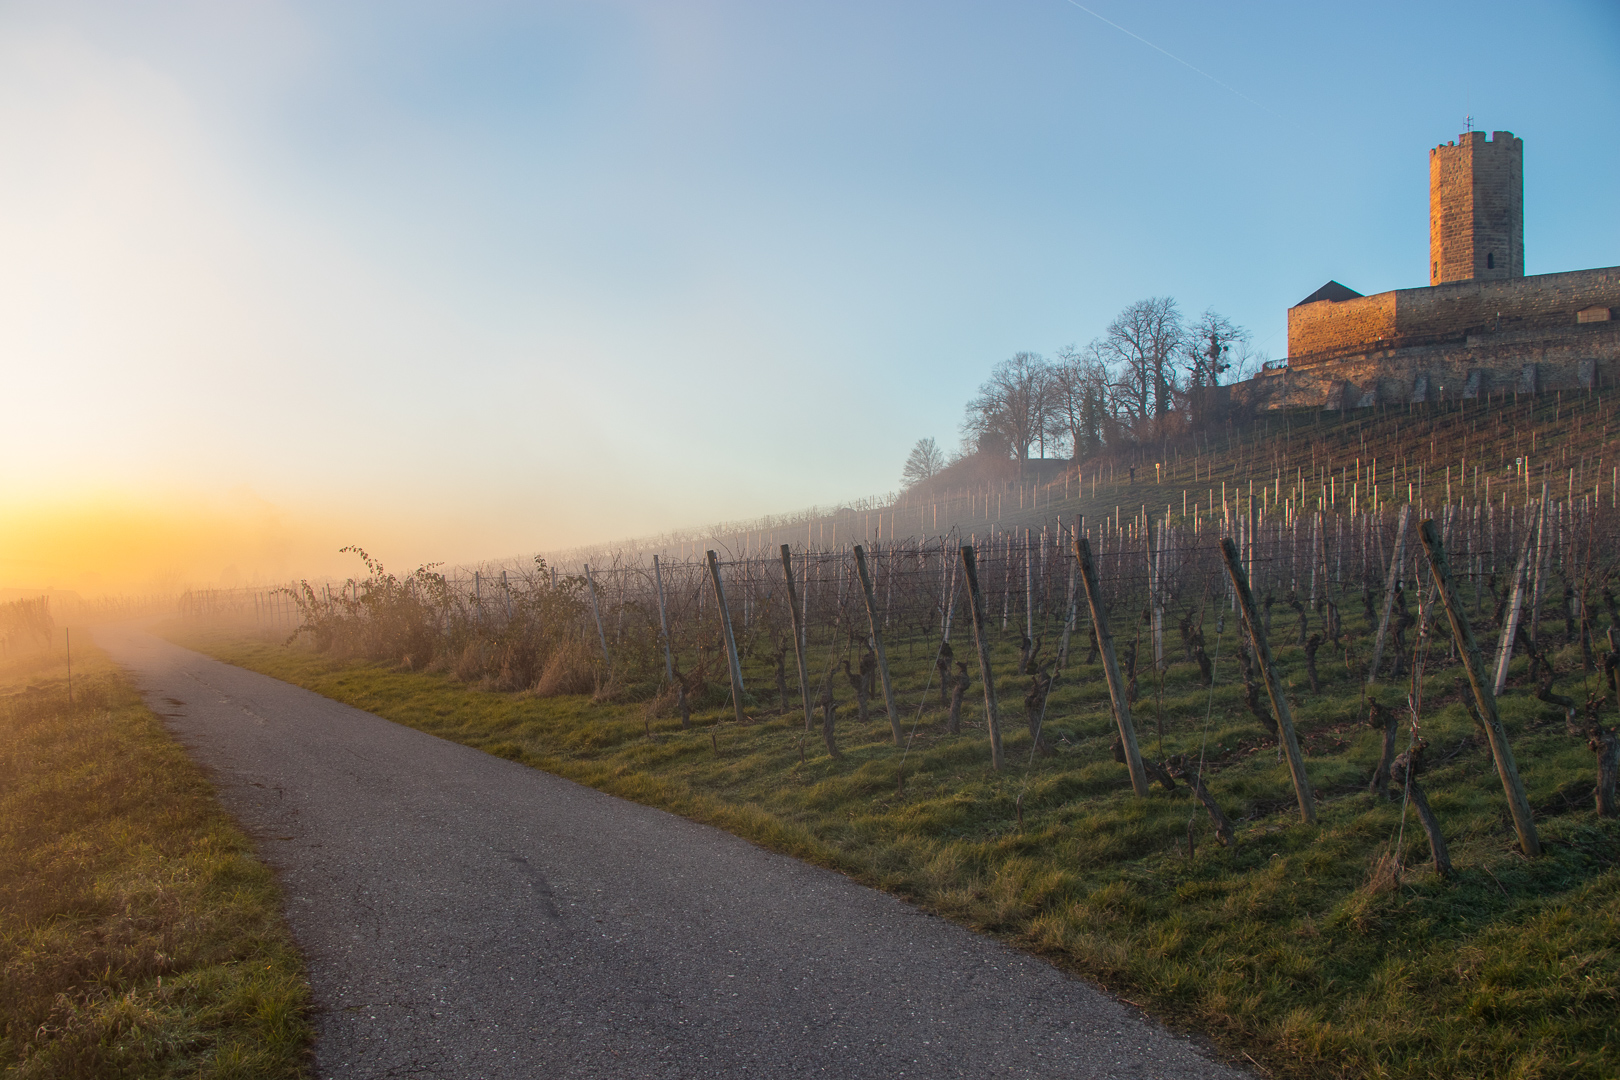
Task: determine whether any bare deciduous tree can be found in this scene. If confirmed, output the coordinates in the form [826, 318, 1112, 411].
[963, 352, 1055, 475]
[1184, 309, 1246, 389]
[1052, 344, 1113, 461]
[901, 437, 945, 487]
[1223, 337, 1271, 384]
[1098, 297, 1182, 429]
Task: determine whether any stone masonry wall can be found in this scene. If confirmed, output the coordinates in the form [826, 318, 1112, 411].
[1288, 266, 1620, 366]
[1394, 266, 1618, 342]
[1287, 290, 1396, 360]
[1430, 131, 1522, 285]
[1233, 320, 1620, 413]
[1430, 136, 1472, 285]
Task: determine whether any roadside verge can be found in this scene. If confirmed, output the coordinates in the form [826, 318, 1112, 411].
[0, 639, 312, 1078]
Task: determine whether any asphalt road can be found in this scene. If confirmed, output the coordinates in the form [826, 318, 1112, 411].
[98, 625, 1248, 1080]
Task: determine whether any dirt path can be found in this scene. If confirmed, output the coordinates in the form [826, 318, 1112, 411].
[97, 625, 1246, 1079]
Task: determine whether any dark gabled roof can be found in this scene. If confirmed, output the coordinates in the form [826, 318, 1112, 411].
[1294, 280, 1364, 307]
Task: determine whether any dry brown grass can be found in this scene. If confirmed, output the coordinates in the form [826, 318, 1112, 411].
[535, 638, 596, 697]
[0, 644, 311, 1077]
[1365, 846, 1405, 895]
[452, 640, 487, 682]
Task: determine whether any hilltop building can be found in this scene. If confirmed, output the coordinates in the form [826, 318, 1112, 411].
[1234, 130, 1619, 410]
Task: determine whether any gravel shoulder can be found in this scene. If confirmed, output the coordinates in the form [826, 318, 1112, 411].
[97, 624, 1247, 1080]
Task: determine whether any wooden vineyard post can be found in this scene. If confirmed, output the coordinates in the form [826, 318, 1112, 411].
[1024, 529, 1035, 642]
[959, 545, 1004, 771]
[779, 544, 814, 732]
[652, 554, 674, 686]
[1309, 511, 1319, 609]
[1417, 520, 1542, 857]
[705, 550, 748, 726]
[1220, 537, 1316, 824]
[1247, 496, 1257, 589]
[853, 545, 903, 745]
[1057, 515, 1081, 668]
[1494, 532, 1534, 695]
[1149, 520, 1164, 669]
[583, 564, 613, 678]
[1529, 484, 1549, 647]
[1074, 537, 1150, 797]
[1366, 505, 1411, 685]
[1000, 530, 1012, 631]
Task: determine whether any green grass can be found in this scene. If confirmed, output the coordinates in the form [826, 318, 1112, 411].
[0, 645, 312, 1078]
[171, 614, 1620, 1080]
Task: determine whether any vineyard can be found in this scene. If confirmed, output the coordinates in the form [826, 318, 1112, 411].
[173, 390, 1620, 1079]
[195, 390, 1620, 771]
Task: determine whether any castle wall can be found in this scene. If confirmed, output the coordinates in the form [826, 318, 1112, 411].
[1394, 266, 1617, 341]
[1287, 266, 1620, 365]
[1234, 319, 1620, 413]
[1286, 290, 1395, 359]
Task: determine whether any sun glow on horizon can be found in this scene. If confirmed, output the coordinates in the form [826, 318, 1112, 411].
[0, 489, 351, 596]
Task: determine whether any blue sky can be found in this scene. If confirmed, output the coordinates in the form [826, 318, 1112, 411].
[1, 0, 1617, 588]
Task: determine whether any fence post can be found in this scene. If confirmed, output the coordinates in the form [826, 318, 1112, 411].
[583, 564, 612, 678]
[959, 545, 1004, 771]
[1366, 505, 1411, 684]
[652, 554, 674, 686]
[1418, 519, 1541, 857]
[779, 544, 814, 732]
[706, 550, 748, 725]
[853, 545, 903, 745]
[1220, 537, 1316, 824]
[1074, 537, 1150, 796]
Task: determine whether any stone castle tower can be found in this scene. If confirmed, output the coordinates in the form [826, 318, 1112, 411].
[1253, 127, 1618, 413]
[1429, 130, 1523, 285]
